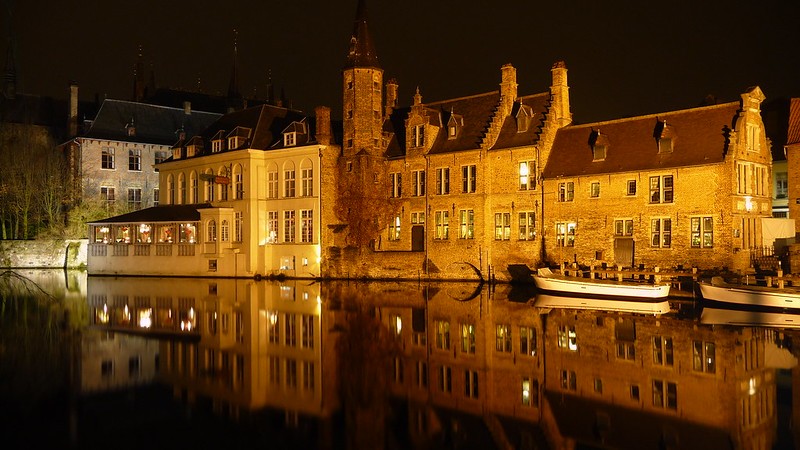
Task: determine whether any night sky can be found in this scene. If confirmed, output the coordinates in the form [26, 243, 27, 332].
[5, 0, 800, 124]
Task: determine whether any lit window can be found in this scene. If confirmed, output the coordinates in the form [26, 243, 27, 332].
[556, 222, 576, 247]
[434, 211, 449, 240]
[558, 182, 574, 202]
[494, 212, 511, 240]
[460, 323, 476, 354]
[590, 181, 600, 198]
[388, 215, 401, 241]
[459, 209, 474, 239]
[519, 161, 536, 190]
[649, 175, 673, 203]
[691, 216, 713, 248]
[651, 218, 672, 248]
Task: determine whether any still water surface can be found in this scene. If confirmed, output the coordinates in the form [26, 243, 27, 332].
[0, 270, 797, 449]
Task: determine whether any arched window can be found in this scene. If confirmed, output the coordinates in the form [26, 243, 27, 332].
[266, 163, 279, 199]
[178, 173, 186, 204]
[219, 166, 229, 201]
[190, 171, 198, 203]
[233, 164, 244, 200]
[207, 220, 217, 242]
[205, 169, 215, 202]
[167, 174, 175, 204]
[283, 161, 296, 198]
[300, 159, 314, 197]
[221, 220, 230, 242]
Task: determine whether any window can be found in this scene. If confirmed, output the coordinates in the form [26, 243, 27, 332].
[388, 215, 401, 241]
[190, 172, 198, 203]
[234, 165, 244, 200]
[449, 124, 457, 138]
[284, 168, 296, 197]
[434, 211, 449, 240]
[521, 377, 538, 406]
[626, 180, 637, 196]
[412, 125, 425, 147]
[439, 365, 452, 393]
[594, 378, 603, 394]
[659, 137, 673, 153]
[561, 370, 577, 391]
[434, 320, 450, 350]
[693, 341, 716, 373]
[614, 219, 633, 236]
[518, 212, 536, 240]
[284, 132, 296, 147]
[302, 361, 315, 392]
[301, 166, 313, 197]
[691, 216, 713, 248]
[267, 169, 278, 199]
[127, 188, 142, 210]
[590, 181, 600, 198]
[221, 220, 230, 242]
[154, 151, 166, 166]
[435, 168, 450, 195]
[557, 325, 577, 351]
[558, 181, 574, 202]
[460, 323, 476, 354]
[495, 324, 512, 353]
[167, 175, 175, 204]
[494, 212, 511, 240]
[519, 161, 536, 190]
[556, 222, 576, 247]
[653, 379, 677, 410]
[301, 210, 313, 243]
[211, 139, 223, 153]
[390, 172, 402, 198]
[465, 370, 479, 398]
[101, 187, 115, 207]
[101, 147, 115, 169]
[615, 318, 636, 361]
[267, 311, 280, 344]
[416, 361, 428, 388]
[412, 170, 426, 196]
[630, 385, 640, 401]
[459, 209, 474, 239]
[205, 171, 215, 201]
[284, 313, 297, 347]
[219, 168, 228, 201]
[301, 314, 314, 349]
[153, 188, 159, 206]
[653, 336, 674, 366]
[520, 326, 536, 356]
[651, 218, 672, 248]
[649, 175, 673, 203]
[411, 211, 425, 225]
[462, 165, 476, 193]
[207, 220, 217, 242]
[128, 149, 141, 171]
[593, 145, 606, 161]
[737, 162, 769, 196]
[747, 124, 761, 152]
[235, 211, 242, 242]
[283, 210, 295, 243]
[267, 211, 278, 243]
[178, 173, 186, 204]
[776, 172, 788, 199]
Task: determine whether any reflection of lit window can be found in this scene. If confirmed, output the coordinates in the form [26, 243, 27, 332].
[97, 304, 109, 324]
[522, 378, 531, 405]
[138, 308, 153, 328]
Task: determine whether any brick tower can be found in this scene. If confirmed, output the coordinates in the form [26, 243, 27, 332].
[342, 0, 383, 158]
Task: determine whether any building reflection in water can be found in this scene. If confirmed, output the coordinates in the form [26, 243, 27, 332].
[83, 277, 798, 449]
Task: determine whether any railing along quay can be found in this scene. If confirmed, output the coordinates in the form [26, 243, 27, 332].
[559, 262, 700, 295]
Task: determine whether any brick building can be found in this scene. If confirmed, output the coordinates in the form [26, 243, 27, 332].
[542, 87, 772, 272]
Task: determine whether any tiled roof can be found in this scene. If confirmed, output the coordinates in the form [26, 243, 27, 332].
[426, 92, 501, 154]
[89, 203, 214, 224]
[788, 98, 800, 146]
[197, 104, 312, 153]
[83, 99, 221, 146]
[491, 93, 550, 150]
[543, 102, 740, 178]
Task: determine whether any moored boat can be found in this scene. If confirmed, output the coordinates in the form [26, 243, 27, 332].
[534, 293, 671, 315]
[698, 277, 800, 310]
[532, 267, 671, 299]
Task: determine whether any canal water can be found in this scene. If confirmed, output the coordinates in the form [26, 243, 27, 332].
[0, 269, 796, 449]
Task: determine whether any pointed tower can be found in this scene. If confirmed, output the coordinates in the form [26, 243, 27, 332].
[228, 29, 241, 99]
[132, 45, 145, 102]
[342, 0, 383, 157]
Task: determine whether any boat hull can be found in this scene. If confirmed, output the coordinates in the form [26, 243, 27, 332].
[532, 274, 670, 299]
[699, 283, 800, 310]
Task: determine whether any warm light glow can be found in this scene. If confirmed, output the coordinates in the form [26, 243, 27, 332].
[97, 304, 109, 324]
[123, 305, 131, 323]
[138, 308, 153, 328]
[269, 311, 278, 325]
[745, 196, 753, 212]
[395, 316, 402, 334]
[749, 377, 757, 396]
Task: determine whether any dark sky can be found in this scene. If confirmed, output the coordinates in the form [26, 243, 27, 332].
[5, 0, 800, 124]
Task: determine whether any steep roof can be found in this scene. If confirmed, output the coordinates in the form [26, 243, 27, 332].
[89, 203, 214, 224]
[197, 104, 312, 152]
[83, 99, 221, 146]
[788, 98, 800, 146]
[426, 92, 500, 154]
[543, 102, 740, 178]
[344, 0, 379, 69]
[491, 93, 550, 150]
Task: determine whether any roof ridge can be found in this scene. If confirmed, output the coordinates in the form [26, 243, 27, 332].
[100, 98, 220, 115]
[565, 101, 740, 129]
[422, 90, 500, 106]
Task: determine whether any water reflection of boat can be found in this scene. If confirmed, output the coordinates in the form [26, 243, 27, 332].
[533, 267, 670, 299]
[701, 306, 800, 328]
[699, 277, 800, 310]
[533, 293, 671, 315]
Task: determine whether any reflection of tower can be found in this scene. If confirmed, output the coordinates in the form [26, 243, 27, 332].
[342, 0, 382, 158]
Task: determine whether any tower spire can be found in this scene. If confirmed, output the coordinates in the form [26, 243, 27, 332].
[344, 0, 379, 69]
[228, 29, 241, 99]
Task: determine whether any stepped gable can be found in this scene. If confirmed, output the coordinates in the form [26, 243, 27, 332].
[84, 99, 220, 145]
[197, 103, 310, 152]
[490, 92, 550, 150]
[543, 101, 740, 178]
[426, 91, 501, 154]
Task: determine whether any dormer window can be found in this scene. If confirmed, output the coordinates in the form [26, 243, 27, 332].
[226, 126, 251, 150]
[449, 125, 457, 138]
[172, 147, 182, 160]
[126, 122, 136, 137]
[412, 124, 425, 147]
[589, 130, 609, 161]
[447, 113, 462, 140]
[284, 132, 297, 147]
[185, 136, 203, 158]
[211, 130, 225, 153]
[515, 105, 531, 133]
[654, 120, 676, 154]
[658, 137, 673, 153]
[228, 136, 241, 150]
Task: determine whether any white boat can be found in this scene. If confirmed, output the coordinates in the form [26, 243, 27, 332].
[699, 277, 800, 310]
[532, 267, 671, 299]
[700, 306, 800, 328]
[534, 293, 671, 315]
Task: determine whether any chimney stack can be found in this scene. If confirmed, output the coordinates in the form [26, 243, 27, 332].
[499, 63, 517, 117]
[315, 106, 332, 145]
[550, 61, 572, 127]
[68, 82, 79, 138]
[385, 79, 398, 118]
[183, 101, 191, 115]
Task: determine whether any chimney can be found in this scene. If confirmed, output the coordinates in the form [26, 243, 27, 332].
[499, 63, 517, 117]
[385, 79, 398, 118]
[315, 106, 332, 145]
[68, 82, 79, 138]
[550, 61, 572, 127]
[183, 101, 191, 115]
